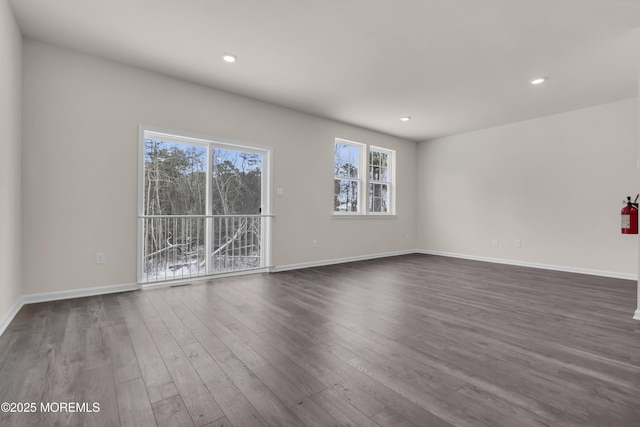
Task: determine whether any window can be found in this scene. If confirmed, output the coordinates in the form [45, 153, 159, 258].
[334, 138, 395, 215]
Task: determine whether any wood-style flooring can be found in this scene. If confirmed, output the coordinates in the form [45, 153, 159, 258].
[1, 254, 639, 426]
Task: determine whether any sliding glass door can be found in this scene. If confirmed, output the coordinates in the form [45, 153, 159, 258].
[138, 129, 270, 285]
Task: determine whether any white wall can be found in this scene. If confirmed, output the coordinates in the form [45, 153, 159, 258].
[0, 0, 22, 323]
[417, 98, 639, 278]
[21, 40, 417, 295]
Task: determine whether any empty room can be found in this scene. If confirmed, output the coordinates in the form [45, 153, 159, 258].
[1, 0, 640, 426]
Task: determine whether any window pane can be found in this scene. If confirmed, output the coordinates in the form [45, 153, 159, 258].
[349, 145, 359, 176]
[369, 150, 389, 183]
[372, 197, 382, 212]
[372, 166, 379, 181]
[334, 179, 359, 212]
[380, 152, 389, 182]
[381, 184, 388, 212]
[369, 183, 388, 213]
[370, 150, 382, 180]
[334, 143, 349, 176]
[211, 148, 262, 215]
[144, 139, 207, 215]
[335, 142, 359, 178]
[371, 149, 390, 182]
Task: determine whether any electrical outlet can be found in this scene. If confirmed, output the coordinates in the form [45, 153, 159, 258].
[492, 238, 499, 247]
[96, 252, 106, 264]
[312, 240, 318, 248]
[515, 240, 522, 248]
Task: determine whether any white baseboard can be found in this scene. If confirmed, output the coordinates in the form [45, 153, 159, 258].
[0, 297, 24, 338]
[417, 249, 638, 281]
[21, 282, 140, 305]
[634, 309, 640, 321]
[271, 250, 415, 272]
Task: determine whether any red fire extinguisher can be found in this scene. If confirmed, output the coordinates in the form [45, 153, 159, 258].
[621, 195, 638, 234]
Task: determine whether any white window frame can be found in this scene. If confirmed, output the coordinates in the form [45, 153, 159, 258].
[333, 138, 396, 217]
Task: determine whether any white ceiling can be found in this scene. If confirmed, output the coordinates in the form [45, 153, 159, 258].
[9, 0, 640, 141]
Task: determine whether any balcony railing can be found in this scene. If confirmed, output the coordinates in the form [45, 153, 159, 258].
[138, 214, 269, 284]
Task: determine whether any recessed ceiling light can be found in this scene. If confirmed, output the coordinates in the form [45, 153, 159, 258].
[530, 77, 546, 85]
[400, 116, 411, 122]
[222, 53, 237, 63]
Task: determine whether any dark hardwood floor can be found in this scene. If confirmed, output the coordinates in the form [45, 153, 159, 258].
[1, 254, 639, 426]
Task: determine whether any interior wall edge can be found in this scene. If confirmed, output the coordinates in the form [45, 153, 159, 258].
[0, 295, 23, 338]
[0, 0, 23, 334]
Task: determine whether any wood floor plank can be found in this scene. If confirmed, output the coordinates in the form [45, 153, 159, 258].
[105, 321, 142, 384]
[287, 397, 342, 427]
[198, 289, 270, 335]
[347, 356, 486, 427]
[81, 296, 119, 427]
[147, 291, 199, 347]
[134, 293, 171, 337]
[120, 297, 179, 404]
[240, 332, 327, 398]
[252, 363, 310, 406]
[176, 291, 269, 371]
[163, 293, 227, 355]
[371, 407, 419, 427]
[300, 342, 455, 427]
[1, 301, 71, 427]
[0, 303, 55, 405]
[211, 348, 305, 427]
[153, 332, 226, 426]
[311, 388, 379, 427]
[200, 417, 232, 427]
[182, 342, 269, 427]
[116, 377, 157, 427]
[82, 364, 120, 427]
[47, 302, 91, 427]
[152, 394, 195, 427]
[254, 329, 386, 418]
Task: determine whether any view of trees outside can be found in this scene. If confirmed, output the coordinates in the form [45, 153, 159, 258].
[142, 138, 263, 282]
[144, 140, 207, 216]
[334, 142, 360, 212]
[369, 149, 389, 213]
